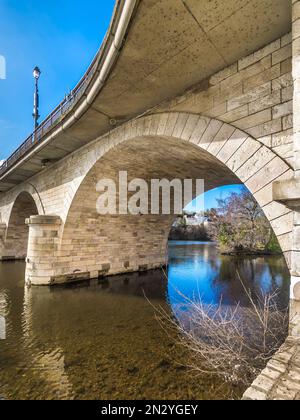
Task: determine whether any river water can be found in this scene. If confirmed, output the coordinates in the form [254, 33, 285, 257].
[0, 242, 290, 400]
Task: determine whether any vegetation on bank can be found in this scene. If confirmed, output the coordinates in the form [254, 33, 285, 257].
[169, 225, 209, 241]
[205, 191, 281, 255]
[170, 191, 282, 255]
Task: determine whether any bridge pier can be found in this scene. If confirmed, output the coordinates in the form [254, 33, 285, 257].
[25, 213, 170, 286]
[291, 206, 300, 336]
[273, 0, 300, 335]
[25, 215, 62, 286]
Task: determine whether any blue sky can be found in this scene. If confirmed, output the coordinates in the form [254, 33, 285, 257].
[0, 0, 115, 160]
[0, 1, 244, 205]
[186, 184, 247, 211]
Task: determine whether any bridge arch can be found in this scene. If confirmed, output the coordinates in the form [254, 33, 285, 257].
[4, 191, 39, 260]
[51, 112, 293, 283]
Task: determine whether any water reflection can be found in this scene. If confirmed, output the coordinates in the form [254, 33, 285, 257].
[168, 241, 289, 310]
[0, 291, 7, 340]
[0, 242, 290, 400]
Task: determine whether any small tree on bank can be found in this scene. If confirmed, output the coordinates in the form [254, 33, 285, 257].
[205, 191, 281, 254]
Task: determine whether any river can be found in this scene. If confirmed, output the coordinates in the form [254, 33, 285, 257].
[0, 241, 290, 400]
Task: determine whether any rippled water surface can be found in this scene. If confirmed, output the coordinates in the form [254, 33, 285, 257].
[0, 242, 290, 400]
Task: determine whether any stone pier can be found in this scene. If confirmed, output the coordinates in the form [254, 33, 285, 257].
[243, 0, 300, 401]
[25, 216, 62, 286]
[274, 0, 300, 318]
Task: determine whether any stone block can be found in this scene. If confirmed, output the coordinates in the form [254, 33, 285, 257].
[246, 156, 289, 194]
[234, 109, 272, 130]
[197, 119, 222, 148]
[242, 387, 267, 400]
[236, 146, 274, 182]
[270, 212, 294, 236]
[272, 101, 293, 119]
[273, 177, 300, 204]
[190, 116, 211, 144]
[249, 91, 281, 115]
[217, 130, 248, 163]
[181, 114, 200, 141]
[238, 40, 281, 70]
[272, 45, 293, 66]
[227, 138, 261, 173]
[252, 375, 275, 393]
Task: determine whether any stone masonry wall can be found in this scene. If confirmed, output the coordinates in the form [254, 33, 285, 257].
[156, 33, 294, 168]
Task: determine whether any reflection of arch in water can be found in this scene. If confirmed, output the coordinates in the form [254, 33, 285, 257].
[21, 286, 74, 400]
[0, 291, 7, 340]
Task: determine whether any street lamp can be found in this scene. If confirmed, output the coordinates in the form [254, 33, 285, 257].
[32, 66, 41, 130]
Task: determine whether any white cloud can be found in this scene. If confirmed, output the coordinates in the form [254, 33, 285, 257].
[0, 55, 6, 80]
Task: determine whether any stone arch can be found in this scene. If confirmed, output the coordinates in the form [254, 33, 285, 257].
[4, 191, 39, 260]
[51, 112, 293, 283]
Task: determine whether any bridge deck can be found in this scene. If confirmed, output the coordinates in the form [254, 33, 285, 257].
[0, 0, 291, 193]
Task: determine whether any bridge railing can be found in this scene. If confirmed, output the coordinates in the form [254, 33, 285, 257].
[0, 51, 100, 178]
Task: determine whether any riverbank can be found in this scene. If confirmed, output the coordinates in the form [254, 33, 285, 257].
[169, 231, 282, 256]
[169, 226, 209, 242]
[221, 250, 283, 257]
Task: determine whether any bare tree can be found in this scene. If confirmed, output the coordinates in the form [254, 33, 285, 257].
[151, 272, 289, 387]
[205, 191, 280, 254]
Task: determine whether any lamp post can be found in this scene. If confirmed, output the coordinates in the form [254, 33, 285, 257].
[32, 66, 41, 130]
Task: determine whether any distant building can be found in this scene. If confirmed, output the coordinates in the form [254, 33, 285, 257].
[173, 213, 208, 227]
[184, 213, 205, 226]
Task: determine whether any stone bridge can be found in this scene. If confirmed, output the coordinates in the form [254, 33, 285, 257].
[0, 0, 299, 321]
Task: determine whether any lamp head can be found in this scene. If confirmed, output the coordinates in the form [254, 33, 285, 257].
[33, 66, 41, 80]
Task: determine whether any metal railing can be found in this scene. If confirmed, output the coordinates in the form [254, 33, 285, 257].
[0, 0, 127, 179]
[0, 53, 99, 178]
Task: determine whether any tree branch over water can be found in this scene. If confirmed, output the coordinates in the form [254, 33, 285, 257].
[149, 270, 289, 387]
